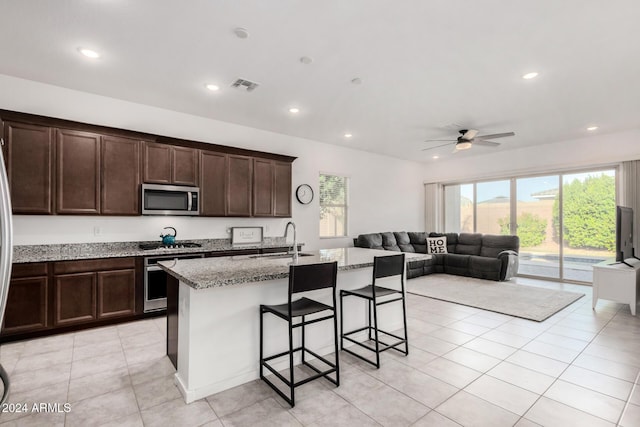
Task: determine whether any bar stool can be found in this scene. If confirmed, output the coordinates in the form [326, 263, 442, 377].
[259, 261, 339, 407]
[340, 253, 408, 368]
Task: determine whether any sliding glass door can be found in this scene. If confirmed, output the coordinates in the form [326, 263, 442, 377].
[516, 176, 561, 279]
[443, 168, 617, 283]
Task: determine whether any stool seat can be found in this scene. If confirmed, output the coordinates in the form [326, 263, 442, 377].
[262, 297, 333, 319]
[342, 285, 400, 299]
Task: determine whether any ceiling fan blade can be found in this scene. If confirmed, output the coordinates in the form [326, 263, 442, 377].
[421, 142, 453, 152]
[473, 140, 501, 147]
[424, 139, 455, 142]
[452, 146, 461, 154]
[462, 129, 479, 140]
[475, 132, 515, 140]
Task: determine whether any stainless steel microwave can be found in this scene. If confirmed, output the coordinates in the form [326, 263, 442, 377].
[141, 184, 200, 216]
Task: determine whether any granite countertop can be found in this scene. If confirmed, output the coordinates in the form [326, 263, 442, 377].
[12, 237, 298, 263]
[158, 247, 431, 290]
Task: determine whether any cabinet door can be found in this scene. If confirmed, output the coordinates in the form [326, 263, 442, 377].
[172, 146, 199, 186]
[97, 269, 136, 319]
[54, 272, 97, 326]
[101, 136, 141, 215]
[274, 161, 292, 217]
[2, 276, 48, 334]
[226, 155, 252, 216]
[252, 158, 274, 216]
[143, 142, 172, 184]
[3, 121, 54, 214]
[200, 151, 227, 216]
[56, 129, 101, 214]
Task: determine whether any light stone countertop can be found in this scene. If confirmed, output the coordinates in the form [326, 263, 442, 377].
[12, 237, 296, 263]
[158, 247, 431, 290]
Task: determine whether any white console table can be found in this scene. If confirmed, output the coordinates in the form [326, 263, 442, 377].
[592, 260, 640, 315]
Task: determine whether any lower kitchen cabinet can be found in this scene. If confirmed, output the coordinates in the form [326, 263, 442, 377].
[97, 269, 136, 318]
[54, 272, 97, 326]
[1, 263, 49, 335]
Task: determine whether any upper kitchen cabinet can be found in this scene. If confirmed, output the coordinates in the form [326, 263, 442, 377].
[102, 136, 142, 215]
[200, 150, 227, 216]
[273, 161, 292, 217]
[2, 121, 55, 214]
[226, 154, 252, 216]
[252, 159, 292, 217]
[56, 129, 101, 214]
[143, 142, 198, 186]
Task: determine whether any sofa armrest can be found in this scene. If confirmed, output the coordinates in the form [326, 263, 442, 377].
[497, 250, 519, 281]
[406, 260, 426, 279]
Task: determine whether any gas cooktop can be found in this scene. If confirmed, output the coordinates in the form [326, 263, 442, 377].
[139, 242, 203, 251]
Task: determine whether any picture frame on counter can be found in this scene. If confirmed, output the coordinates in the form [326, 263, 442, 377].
[231, 227, 264, 245]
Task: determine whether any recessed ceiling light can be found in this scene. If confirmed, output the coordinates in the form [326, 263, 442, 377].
[234, 27, 249, 39]
[587, 126, 599, 131]
[288, 107, 300, 114]
[344, 133, 353, 138]
[522, 72, 539, 80]
[351, 78, 362, 85]
[78, 47, 100, 59]
[205, 84, 220, 92]
[300, 56, 313, 65]
[432, 155, 439, 159]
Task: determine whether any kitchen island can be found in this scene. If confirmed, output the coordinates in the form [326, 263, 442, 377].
[159, 247, 430, 403]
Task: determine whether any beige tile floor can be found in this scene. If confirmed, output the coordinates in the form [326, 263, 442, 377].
[1, 277, 640, 426]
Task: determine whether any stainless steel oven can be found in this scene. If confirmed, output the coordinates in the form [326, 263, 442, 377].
[144, 253, 204, 312]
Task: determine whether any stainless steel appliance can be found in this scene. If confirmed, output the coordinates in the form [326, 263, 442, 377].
[143, 253, 204, 312]
[141, 184, 200, 216]
[0, 138, 14, 404]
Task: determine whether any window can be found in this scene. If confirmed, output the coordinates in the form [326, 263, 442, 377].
[319, 174, 348, 237]
[443, 167, 617, 283]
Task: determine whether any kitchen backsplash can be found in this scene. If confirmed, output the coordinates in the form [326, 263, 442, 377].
[13, 215, 293, 245]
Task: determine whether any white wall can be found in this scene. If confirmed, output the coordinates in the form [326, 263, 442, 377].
[423, 129, 640, 183]
[0, 75, 426, 249]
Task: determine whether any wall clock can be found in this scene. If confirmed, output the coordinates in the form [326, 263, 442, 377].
[295, 184, 314, 204]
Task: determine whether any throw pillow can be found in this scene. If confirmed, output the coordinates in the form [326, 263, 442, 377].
[426, 236, 448, 254]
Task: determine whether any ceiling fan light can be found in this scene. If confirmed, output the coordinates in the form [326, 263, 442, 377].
[456, 141, 472, 150]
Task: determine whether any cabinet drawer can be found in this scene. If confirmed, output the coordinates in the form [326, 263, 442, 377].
[54, 257, 135, 274]
[11, 262, 48, 278]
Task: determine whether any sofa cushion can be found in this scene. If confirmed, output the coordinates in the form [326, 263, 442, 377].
[394, 232, 415, 252]
[469, 255, 502, 281]
[426, 236, 448, 254]
[429, 232, 458, 253]
[456, 233, 482, 255]
[408, 232, 427, 253]
[443, 253, 471, 276]
[356, 233, 383, 250]
[480, 235, 520, 258]
[381, 232, 401, 252]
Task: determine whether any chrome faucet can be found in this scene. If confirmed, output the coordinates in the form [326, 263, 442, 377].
[284, 221, 299, 262]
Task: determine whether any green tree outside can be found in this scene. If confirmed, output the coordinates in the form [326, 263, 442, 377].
[552, 174, 615, 251]
[499, 213, 547, 247]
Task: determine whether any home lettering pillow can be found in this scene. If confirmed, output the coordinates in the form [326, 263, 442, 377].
[427, 236, 448, 254]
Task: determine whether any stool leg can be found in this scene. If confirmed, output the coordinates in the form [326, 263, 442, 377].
[367, 299, 373, 341]
[401, 294, 409, 355]
[333, 309, 340, 386]
[339, 291, 345, 350]
[301, 315, 306, 365]
[372, 299, 380, 369]
[259, 307, 264, 379]
[288, 317, 295, 406]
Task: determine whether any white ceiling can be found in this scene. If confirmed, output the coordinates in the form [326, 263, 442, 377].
[1, 0, 639, 162]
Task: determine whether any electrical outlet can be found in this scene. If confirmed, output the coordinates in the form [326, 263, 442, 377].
[93, 226, 101, 236]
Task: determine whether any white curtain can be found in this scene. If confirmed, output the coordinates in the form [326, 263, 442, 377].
[620, 160, 640, 251]
[424, 183, 442, 232]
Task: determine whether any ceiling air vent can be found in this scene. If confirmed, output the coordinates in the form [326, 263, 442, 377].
[231, 78, 259, 92]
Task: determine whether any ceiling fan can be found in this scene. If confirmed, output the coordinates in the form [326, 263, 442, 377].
[422, 129, 515, 153]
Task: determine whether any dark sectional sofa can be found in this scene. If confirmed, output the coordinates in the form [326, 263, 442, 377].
[355, 231, 520, 281]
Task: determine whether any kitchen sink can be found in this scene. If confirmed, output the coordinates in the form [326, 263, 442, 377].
[250, 252, 315, 259]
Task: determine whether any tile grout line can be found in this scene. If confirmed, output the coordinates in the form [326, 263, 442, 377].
[615, 369, 640, 427]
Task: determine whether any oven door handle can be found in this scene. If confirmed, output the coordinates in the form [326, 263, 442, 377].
[147, 265, 164, 272]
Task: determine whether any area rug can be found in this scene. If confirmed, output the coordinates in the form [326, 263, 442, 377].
[407, 275, 584, 322]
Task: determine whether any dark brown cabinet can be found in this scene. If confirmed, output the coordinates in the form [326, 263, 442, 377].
[53, 257, 136, 327]
[226, 154, 252, 216]
[200, 151, 227, 216]
[56, 129, 101, 214]
[144, 142, 198, 186]
[252, 158, 275, 216]
[274, 161, 292, 217]
[2, 121, 54, 214]
[101, 136, 141, 215]
[1, 263, 49, 334]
